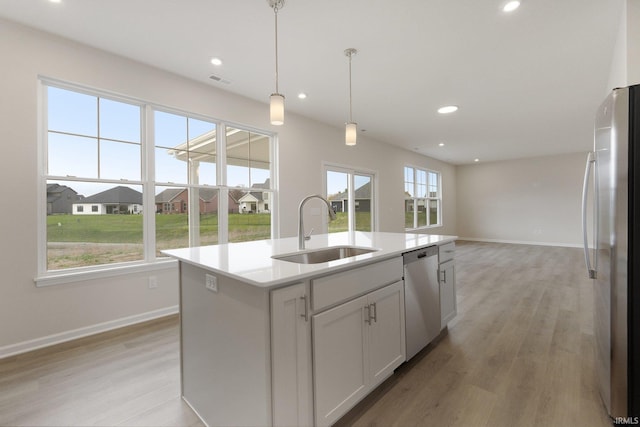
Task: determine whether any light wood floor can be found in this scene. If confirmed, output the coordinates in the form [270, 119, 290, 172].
[0, 241, 612, 426]
[335, 241, 612, 427]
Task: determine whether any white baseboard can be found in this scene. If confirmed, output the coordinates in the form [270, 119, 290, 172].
[458, 237, 583, 248]
[0, 305, 179, 359]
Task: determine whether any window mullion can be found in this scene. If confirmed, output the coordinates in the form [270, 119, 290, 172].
[347, 173, 356, 232]
[218, 123, 229, 244]
[413, 173, 419, 229]
[143, 106, 156, 262]
[37, 81, 48, 275]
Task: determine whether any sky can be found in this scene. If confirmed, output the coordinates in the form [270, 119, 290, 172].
[47, 85, 270, 198]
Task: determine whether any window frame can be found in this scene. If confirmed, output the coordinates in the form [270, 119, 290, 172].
[404, 165, 442, 230]
[36, 78, 278, 286]
[323, 162, 377, 233]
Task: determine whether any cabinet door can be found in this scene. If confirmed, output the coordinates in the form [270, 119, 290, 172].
[313, 295, 369, 427]
[368, 280, 406, 386]
[271, 283, 313, 427]
[439, 260, 457, 328]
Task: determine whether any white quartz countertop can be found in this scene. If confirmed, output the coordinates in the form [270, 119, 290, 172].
[162, 231, 456, 288]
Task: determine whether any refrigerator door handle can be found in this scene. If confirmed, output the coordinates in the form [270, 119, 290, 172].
[582, 151, 597, 279]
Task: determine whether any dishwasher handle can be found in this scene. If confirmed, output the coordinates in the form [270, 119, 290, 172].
[403, 245, 438, 264]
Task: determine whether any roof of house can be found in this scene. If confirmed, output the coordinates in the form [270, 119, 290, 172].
[251, 178, 270, 190]
[155, 188, 183, 203]
[155, 188, 219, 203]
[47, 183, 80, 202]
[80, 186, 142, 204]
[238, 191, 264, 202]
[328, 181, 371, 201]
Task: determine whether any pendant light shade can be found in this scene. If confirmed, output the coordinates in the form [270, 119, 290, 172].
[268, 0, 285, 126]
[270, 93, 285, 126]
[344, 48, 357, 146]
[345, 122, 357, 146]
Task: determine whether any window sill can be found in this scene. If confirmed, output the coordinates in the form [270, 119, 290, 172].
[34, 259, 178, 287]
[405, 225, 442, 232]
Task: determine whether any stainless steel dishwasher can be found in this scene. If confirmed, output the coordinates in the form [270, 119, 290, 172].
[403, 245, 440, 360]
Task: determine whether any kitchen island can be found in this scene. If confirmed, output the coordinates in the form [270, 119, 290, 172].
[163, 231, 456, 427]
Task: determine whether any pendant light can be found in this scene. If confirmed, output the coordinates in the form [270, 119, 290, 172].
[344, 48, 358, 146]
[268, 0, 285, 125]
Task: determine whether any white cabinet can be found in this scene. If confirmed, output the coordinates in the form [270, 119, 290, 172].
[312, 294, 368, 427]
[438, 245, 457, 329]
[368, 282, 406, 385]
[271, 283, 313, 427]
[312, 280, 405, 427]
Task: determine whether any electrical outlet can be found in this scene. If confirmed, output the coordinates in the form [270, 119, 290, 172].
[205, 274, 218, 292]
[148, 276, 158, 289]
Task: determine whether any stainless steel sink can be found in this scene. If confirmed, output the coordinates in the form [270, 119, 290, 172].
[272, 246, 378, 264]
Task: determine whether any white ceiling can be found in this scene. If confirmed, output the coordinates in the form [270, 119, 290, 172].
[0, 0, 623, 164]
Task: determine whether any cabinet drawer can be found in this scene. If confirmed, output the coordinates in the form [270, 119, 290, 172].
[439, 242, 455, 263]
[311, 257, 403, 312]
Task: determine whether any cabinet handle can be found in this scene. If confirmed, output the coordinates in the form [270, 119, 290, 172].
[370, 303, 377, 323]
[364, 305, 371, 324]
[299, 295, 309, 322]
[440, 270, 446, 283]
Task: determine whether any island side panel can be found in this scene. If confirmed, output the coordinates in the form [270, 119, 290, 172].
[179, 262, 272, 427]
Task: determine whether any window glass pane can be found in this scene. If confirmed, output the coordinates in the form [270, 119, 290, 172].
[187, 118, 217, 185]
[99, 98, 141, 143]
[188, 118, 216, 144]
[354, 174, 372, 231]
[404, 167, 414, 197]
[155, 146, 188, 184]
[327, 170, 349, 233]
[100, 140, 141, 181]
[417, 199, 427, 228]
[189, 151, 217, 186]
[429, 199, 439, 225]
[231, 190, 271, 242]
[404, 199, 414, 229]
[155, 112, 218, 186]
[47, 86, 97, 136]
[416, 170, 427, 197]
[46, 181, 143, 270]
[428, 171, 439, 197]
[226, 128, 270, 188]
[48, 133, 98, 178]
[195, 187, 219, 246]
[155, 111, 187, 147]
[155, 186, 189, 256]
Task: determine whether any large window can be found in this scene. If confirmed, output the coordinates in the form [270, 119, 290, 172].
[41, 82, 275, 275]
[325, 166, 375, 233]
[404, 166, 441, 229]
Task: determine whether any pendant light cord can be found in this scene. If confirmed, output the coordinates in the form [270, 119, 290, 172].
[274, 6, 279, 93]
[348, 52, 353, 122]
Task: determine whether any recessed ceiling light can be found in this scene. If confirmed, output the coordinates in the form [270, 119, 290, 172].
[474, 158, 480, 162]
[437, 105, 458, 114]
[210, 57, 223, 66]
[503, 1, 520, 12]
[49, 0, 62, 3]
[298, 93, 307, 99]
[438, 142, 445, 147]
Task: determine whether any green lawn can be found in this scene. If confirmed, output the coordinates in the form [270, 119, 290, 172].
[47, 213, 272, 243]
[328, 211, 372, 233]
[47, 213, 271, 269]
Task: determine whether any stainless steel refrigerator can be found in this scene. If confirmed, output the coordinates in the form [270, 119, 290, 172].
[582, 84, 640, 420]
